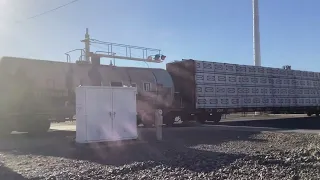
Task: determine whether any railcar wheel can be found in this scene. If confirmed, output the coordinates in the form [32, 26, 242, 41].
[30, 118, 50, 134]
[209, 113, 222, 123]
[141, 112, 155, 128]
[196, 114, 207, 124]
[163, 112, 175, 127]
[17, 115, 51, 134]
[137, 115, 142, 126]
[0, 121, 13, 136]
[142, 122, 154, 128]
[196, 113, 222, 124]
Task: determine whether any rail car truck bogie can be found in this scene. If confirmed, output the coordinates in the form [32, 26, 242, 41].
[0, 68, 52, 135]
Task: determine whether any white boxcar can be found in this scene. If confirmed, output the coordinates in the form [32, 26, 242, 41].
[166, 59, 320, 118]
[192, 60, 320, 109]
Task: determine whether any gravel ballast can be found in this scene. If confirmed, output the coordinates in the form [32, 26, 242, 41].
[0, 127, 320, 179]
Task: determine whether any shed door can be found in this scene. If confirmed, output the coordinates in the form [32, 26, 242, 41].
[112, 88, 137, 140]
[85, 88, 113, 141]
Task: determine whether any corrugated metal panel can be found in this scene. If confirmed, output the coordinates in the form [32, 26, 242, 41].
[194, 59, 320, 109]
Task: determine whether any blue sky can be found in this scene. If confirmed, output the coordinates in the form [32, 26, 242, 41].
[0, 0, 320, 70]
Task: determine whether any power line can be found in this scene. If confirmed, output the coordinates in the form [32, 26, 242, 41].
[17, 0, 81, 23]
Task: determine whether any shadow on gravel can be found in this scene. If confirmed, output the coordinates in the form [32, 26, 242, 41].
[0, 128, 266, 173]
[217, 116, 320, 129]
[0, 163, 28, 180]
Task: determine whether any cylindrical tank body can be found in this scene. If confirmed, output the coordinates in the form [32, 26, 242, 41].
[0, 56, 175, 125]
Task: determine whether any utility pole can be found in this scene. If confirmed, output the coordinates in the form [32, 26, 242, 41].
[253, 0, 261, 66]
[253, 0, 262, 116]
